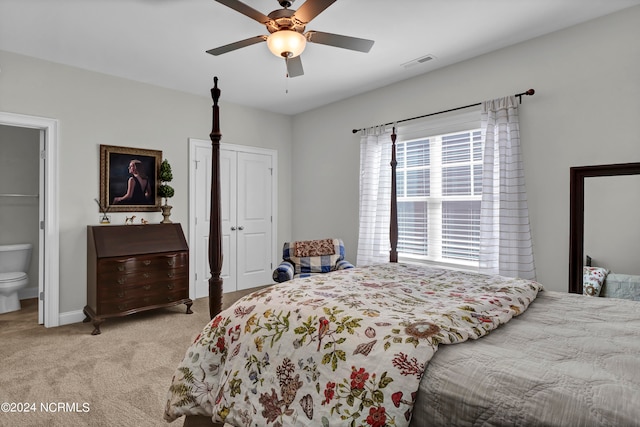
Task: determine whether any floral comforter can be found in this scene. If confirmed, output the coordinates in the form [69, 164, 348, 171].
[164, 263, 542, 427]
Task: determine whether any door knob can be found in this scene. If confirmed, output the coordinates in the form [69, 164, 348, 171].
[231, 226, 237, 231]
[238, 226, 244, 230]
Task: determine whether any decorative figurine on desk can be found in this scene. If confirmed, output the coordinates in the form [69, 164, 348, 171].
[125, 215, 136, 225]
[158, 159, 175, 224]
[140, 218, 148, 225]
[94, 198, 111, 224]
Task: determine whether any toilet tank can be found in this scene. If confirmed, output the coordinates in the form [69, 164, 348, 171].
[0, 243, 33, 274]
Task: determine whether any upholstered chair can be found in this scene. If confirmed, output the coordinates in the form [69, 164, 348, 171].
[272, 238, 354, 283]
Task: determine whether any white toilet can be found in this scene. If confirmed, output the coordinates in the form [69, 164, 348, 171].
[0, 243, 33, 314]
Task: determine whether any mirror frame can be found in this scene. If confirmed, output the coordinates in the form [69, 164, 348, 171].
[569, 162, 640, 293]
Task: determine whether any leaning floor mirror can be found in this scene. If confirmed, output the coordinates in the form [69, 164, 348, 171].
[569, 162, 640, 294]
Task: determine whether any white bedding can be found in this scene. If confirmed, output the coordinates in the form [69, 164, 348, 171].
[413, 290, 640, 426]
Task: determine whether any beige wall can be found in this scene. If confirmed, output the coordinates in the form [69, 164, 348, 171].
[291, 6, 640, 292]
[1, 5, 639, 321]
[0, 51, 293, 315]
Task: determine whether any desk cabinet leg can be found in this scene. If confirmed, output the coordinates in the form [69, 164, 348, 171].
[83, 306, 103, 335]
[91, 319, 104, 335]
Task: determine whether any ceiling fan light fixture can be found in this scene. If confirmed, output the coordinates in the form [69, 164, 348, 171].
[267, 30, 306, 58]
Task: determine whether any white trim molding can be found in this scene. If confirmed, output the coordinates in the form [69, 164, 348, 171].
[0, 111, 60, 327]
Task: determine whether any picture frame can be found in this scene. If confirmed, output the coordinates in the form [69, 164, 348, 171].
[99, 144, 162, 213]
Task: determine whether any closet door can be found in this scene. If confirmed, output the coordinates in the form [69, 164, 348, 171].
[219, 148, 273, 293]
[191, 142, 275, 298]
[220, 150, 237, 293]
[236, 152, 273, 290]
[193, 143, 212, 299]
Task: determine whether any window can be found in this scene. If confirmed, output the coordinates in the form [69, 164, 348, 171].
[396, 129, 482, 267]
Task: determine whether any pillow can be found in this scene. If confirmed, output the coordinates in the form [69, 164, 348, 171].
[293, 238, 336, 257]
[583, 266, 609, 297]
[285, 238, 342, 274]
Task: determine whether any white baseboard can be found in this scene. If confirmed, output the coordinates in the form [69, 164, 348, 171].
[58, 309, 86, 326]
[16, 289, 85, 327]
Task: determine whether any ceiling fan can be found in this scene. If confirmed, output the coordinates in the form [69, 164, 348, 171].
[206, 0, 375, 77]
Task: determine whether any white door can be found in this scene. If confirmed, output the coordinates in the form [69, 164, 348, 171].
[236, 152, 273, 290]
[190, 139, 276, 298]
[38, 130, 46, 324]
[193, 142, 213, 299]
[220, 149, 237, 293]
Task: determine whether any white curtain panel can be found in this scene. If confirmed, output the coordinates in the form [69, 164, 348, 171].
[357, 128, 392, 266]
[479, 96, 536, 280]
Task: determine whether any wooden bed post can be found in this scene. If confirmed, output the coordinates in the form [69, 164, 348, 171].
[390, 128, 398, 263]
[208, 77, 224, 318]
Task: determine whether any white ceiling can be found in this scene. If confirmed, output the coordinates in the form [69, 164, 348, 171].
[1, 0, 639, 115]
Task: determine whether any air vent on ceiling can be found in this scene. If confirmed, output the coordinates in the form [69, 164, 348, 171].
[402, 54, 436, 69]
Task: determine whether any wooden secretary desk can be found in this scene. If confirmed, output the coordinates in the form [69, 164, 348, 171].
[84, 223, 192, 335]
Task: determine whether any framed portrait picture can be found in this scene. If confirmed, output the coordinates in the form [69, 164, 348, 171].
[99, 145, 162, 212]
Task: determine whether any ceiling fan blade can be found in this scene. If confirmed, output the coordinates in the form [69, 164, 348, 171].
[215, 0, 271, 24]
[206, 35, 266, 56]
[293, 0, 336, 24]
[285, 55, 304, 77]
[306, 31, 374, 52]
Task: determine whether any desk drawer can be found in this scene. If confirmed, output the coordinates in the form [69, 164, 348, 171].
[98, 288, 189, 315]
[98, 253, 188, 274]
[96, 269, 188, 288]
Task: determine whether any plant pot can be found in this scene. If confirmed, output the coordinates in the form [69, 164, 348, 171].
[160, 205, 173, 224]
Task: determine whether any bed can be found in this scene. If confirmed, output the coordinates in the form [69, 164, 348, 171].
[412, 289, 640, 426]
[164, 78, 640, 426]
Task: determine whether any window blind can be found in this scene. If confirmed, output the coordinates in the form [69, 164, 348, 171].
[395, 109, 481, 267]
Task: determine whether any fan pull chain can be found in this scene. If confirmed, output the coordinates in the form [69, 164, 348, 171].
[284, 58, 289, 94]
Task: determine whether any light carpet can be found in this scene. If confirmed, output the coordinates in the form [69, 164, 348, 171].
[0, 288, 267, 427]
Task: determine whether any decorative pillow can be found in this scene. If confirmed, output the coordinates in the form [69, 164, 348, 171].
[293, 238, 335, 257]
[583, 266, 609, 297]
[285, 238, 343, 275]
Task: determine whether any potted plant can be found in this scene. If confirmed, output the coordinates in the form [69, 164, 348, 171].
[158, 159, 175, 223]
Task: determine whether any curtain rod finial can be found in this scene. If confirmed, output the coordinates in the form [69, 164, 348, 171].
[516, 88, 535, 103]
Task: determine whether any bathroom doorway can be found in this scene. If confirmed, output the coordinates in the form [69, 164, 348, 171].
[0, 112, 59, 327]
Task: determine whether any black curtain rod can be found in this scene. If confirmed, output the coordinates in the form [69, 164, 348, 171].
[351, 89, 535, 134]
